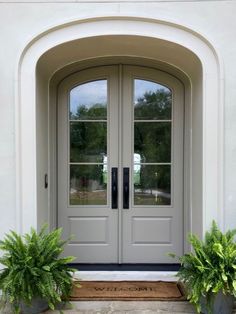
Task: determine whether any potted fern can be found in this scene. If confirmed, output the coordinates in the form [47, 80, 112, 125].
[171, 221, 236, 314]
[0, 225, 78, 314]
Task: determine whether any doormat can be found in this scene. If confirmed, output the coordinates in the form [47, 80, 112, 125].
[70, 281, 186, 301]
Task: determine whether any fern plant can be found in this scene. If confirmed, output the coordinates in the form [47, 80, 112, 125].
[0, 225, 77, 313]
[172, 221, 236, 313]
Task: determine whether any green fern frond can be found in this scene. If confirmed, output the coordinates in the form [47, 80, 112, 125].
[171, 220, 236, 313]
[0, 225, 77, 314]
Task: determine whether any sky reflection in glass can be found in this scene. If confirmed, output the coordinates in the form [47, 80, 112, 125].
[70, 80, 107, 118]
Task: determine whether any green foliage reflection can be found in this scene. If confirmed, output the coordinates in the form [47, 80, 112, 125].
[70, 122, 107, 162]
[70, 104, 107, 120]
[134, 122, 171, 163]
[134, 88, 172, 120]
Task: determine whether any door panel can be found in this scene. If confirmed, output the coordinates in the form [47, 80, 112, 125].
[132, 217, 172, 244]
[58, 65, 183, 263]
[58, 66, 119, 263]
[122, 66, 183, 263]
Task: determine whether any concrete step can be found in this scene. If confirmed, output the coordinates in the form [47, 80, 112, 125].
[45, 300, 196, 313]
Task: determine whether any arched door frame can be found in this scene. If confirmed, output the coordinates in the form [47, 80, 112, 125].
[15, 17, 224, 241]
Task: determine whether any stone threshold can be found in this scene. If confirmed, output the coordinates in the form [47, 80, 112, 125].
[74, 271, 178, 282]
[45, 301, 196, 313]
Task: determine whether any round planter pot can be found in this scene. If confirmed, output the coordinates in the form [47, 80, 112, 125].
[200, 291, 234, 314]
[19, 298, 49, 314]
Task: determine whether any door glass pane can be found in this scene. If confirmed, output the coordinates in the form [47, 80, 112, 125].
[70, 165, 107, 205]
[69, 79, 108, 206]
[70, 122, 107, 162]
[134, 165, 171, 205]
[133, 79, 172, 206]
[134, 79, 172, 120]
[134, 122, 171, 163]
[70, 80, 107, 120]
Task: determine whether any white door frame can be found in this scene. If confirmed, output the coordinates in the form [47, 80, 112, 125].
[15, 17, 224, 242]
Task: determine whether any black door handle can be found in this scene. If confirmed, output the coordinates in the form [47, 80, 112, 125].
[123, 167, 129, 209]
[111, 167, 118, 209]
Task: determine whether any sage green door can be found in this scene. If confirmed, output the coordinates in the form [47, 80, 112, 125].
[58, 65, 184, 263]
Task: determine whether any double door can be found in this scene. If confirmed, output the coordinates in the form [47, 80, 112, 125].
[58, 65, 184, 263]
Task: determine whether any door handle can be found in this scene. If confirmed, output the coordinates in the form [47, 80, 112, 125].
[111, 167, 118, 209]
[123, 167, 129, 209]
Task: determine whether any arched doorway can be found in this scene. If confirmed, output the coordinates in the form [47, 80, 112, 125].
[16, 18, 223, 259]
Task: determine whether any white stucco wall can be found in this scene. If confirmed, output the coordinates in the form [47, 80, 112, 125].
[0, 0, 236, 240]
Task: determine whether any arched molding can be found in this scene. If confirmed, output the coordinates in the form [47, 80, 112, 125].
[15, 16, 224, 239]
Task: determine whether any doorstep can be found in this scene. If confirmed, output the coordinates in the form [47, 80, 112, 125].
[74, 270, 178, 281]
[45, 300, 196, 313]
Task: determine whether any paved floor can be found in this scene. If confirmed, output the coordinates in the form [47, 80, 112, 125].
[2, 300, 236, 314]
[45, 301, 196, 314]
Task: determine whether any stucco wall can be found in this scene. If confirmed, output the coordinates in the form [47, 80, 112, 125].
[0, 0, 236, 240]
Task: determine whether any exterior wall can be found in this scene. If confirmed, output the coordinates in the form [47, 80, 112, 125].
[0, 0, 236, 241]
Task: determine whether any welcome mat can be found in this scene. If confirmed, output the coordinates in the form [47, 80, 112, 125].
[70, 281, 186, 301]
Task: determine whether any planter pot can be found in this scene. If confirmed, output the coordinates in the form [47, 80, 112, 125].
[200, 290, 234, 314]
[19, 298, 48, 314]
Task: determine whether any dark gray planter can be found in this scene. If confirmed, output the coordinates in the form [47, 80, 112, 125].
[19, 297, 48, 314]
[200, 290, 234, 314]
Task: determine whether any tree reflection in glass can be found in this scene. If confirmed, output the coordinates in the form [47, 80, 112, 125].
[133, 79, 172, 206]
[134, 80, 172, 120]
[134, 165, 171, 205]
[69, 80, 108, 206]
[134, 122, 171, 163]
[70, 122, 107, 163]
